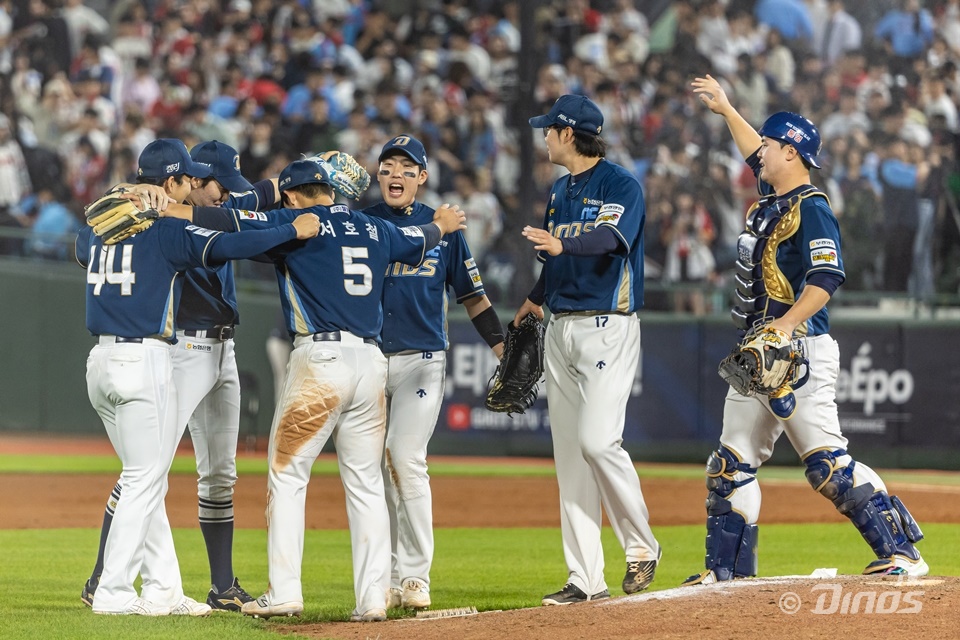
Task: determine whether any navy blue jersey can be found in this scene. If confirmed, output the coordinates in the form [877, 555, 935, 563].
[363, 201, 484, 353]
[177, 181, 278, 329]
[748, 154, 844, 335]
[77, 218, 296, 341]
[538, 159, 645, 313]
[222, 204, 432, 339]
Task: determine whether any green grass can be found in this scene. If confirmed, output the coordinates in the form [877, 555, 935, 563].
[2, 524, 959, 640]
[4, 453, 960, 486]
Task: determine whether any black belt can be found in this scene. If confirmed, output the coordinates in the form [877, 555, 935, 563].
[115, 337, 143, 344]
[183, 326, 235, 340]
[554, 310, 634, 317]
[312, 330, 378, 346]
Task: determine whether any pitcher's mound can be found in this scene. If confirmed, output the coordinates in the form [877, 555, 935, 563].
[283, 575, 960, 640]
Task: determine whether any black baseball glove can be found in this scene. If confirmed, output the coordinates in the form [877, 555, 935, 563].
[485, 313, 545, 415]
[86, 194, 159, 245]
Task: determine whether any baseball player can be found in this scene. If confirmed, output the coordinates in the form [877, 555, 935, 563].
[77, 163, 320, 615]
[176, 160, 466, 621]
[516, 95, 661, 606]
[362, 135, 505, 610]
[685, 74, 926, 584]
[81, 140, 285, 612]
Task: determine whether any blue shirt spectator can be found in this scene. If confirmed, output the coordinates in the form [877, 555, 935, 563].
[874, 1, 934, 59]
[755, 0, 814, 42]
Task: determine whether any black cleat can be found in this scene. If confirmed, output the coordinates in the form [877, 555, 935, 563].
[623, 548, 662, 594]
[81, 576, 99, 607]
[541, 583, 610, 606]
[207, 577, 254, 612]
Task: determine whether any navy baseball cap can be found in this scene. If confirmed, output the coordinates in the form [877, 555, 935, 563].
[138, 139, 211, 180]
[191, 140, 254, 193]
[529, 94, 604, 136]
[278, 160, 333, 191]
[378, 134, 428, 168]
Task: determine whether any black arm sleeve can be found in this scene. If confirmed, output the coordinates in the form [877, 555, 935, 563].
[527, 269, 546, 306]
[193, 207, 237, 231]
[470, 306, 505, 348]
[806, 272, 844, 296]
[419, 223, 442, 251]
[559, 225, 621, 256]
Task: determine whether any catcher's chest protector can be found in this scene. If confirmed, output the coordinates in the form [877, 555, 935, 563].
[732, 188, 827, 331]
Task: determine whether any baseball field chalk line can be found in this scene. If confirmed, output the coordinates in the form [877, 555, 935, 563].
[412, 606, 490, 620]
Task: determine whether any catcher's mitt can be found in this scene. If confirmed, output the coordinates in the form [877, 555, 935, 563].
[485, 313, 545, 415]
[305, 151, 371, 200]
[85, 194, 159, 245]
[718, 323, 805, 398]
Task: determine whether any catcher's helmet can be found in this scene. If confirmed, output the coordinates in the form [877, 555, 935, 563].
[758, 111, 822, 169]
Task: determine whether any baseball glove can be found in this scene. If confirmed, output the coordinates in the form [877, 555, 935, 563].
[305, 151, 371, 200]
[718, 323, 804, 397]
[85, 194, 159, 245]
[485, 313, 545, 415]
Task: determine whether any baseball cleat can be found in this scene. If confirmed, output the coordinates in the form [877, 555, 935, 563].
[93, 597, 167, 616]
[682, 570, 720, 586]
[623, 547, 662, 594]
[81, 576, 99, 607]
[207, 577, 254, 612]
[400, 578, 431, 609]
[169, 596, 213, 617]
[541, 583, 610, 606]
[387, 587, 403, 609]
[241, 593, 304, 619]
[350, 607, 387, 622]
[863, 554, 929, 577]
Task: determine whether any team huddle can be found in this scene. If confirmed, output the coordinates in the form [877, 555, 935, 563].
[77, 84, 927, 620]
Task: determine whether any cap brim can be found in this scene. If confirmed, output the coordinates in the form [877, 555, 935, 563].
[184, 160, 212, 179]
[528, 114, 554, 128]
[217, 173, 254, 193]
[378, 148, 425, 167]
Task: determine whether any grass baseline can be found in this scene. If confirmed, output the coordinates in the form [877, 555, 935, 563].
[2, 523, 957, 640]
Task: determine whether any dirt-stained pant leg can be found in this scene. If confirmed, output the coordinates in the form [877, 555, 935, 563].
[264, 339, 349, 605]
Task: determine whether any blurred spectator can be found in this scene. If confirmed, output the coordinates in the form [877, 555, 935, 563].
[821, 87, 872, 140]
[22, 186, 78, 259]
[877, 134, 930, 292]
[0, 113, 32, 208]
[61, 0, 109, 62]
[122, 57, 161, 116]
[755, 0, 814, 43]
[836, 146, 883, 290]
[443, 167, 502, 262]
[815, 0, 863, 65]
[661, 188, 716, 315]
[874, 0, 934, 74]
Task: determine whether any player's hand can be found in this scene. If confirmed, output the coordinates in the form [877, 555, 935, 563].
[691, 74, 731, 115]
[292, 213, 321, 239]
[522, 225, 562, 256]
[129, 184, 172, 211]
[514, 298, 544, 326]
[433, 203, 466, 235]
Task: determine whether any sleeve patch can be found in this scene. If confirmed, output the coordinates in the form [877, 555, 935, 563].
[401, 225, 425, 238]
[464, 257, 477, 269]
[468, 267, 483, 286]
[810, 247, 839, 266]
[809, 238, 836, 250]
[596, 203, 625, 226]
[238, 210, 267, 221]
[185, 224, 218, 237]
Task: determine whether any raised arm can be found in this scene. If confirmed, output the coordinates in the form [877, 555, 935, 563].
[691, 74, 762, 160]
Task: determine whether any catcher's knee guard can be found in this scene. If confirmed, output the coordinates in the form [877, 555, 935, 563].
[697, 447, 760, 581]
[804, 449, 923, 562]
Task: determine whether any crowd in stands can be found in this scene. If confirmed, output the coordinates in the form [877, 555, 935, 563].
[1, 0, 959, 312]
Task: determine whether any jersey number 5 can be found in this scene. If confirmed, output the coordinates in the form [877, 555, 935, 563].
[87, 244, 136, 296]
[342, 246, 372, 296]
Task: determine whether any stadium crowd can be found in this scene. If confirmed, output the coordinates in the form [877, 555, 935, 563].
[1, 0, 959, 311]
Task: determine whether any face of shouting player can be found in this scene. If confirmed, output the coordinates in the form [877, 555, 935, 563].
[378, 154, 427, 209]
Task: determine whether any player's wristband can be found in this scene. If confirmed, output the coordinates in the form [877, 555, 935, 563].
[471, 306, 505, 349]
[420, 223, 442, 249]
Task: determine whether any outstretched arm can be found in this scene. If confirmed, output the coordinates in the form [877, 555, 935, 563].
[691, 74, 762, 160]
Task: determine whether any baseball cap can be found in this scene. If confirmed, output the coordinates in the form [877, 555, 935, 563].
[378, 134, 428, 168]
[529, 94, 604, 136]
[138, 139, 212, 180]
[191, 140, 254, 193]
[278, 159, 333, 191]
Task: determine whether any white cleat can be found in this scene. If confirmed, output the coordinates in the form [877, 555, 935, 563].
[241, 593, 304, 619]
[388, 587, 403, 609]
[401, 578, 431, 609]
[350, 607, 387, 622]
[169, 596, 212, 617]
[93, 597, 169, 616]
[863, 554, 929, 577]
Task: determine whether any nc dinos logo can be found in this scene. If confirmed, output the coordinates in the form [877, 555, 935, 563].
[836, 342, 914, 415]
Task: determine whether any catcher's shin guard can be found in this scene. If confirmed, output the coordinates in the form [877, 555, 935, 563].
[805, 449, 924, 565]
[689, 447, 760, 582]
